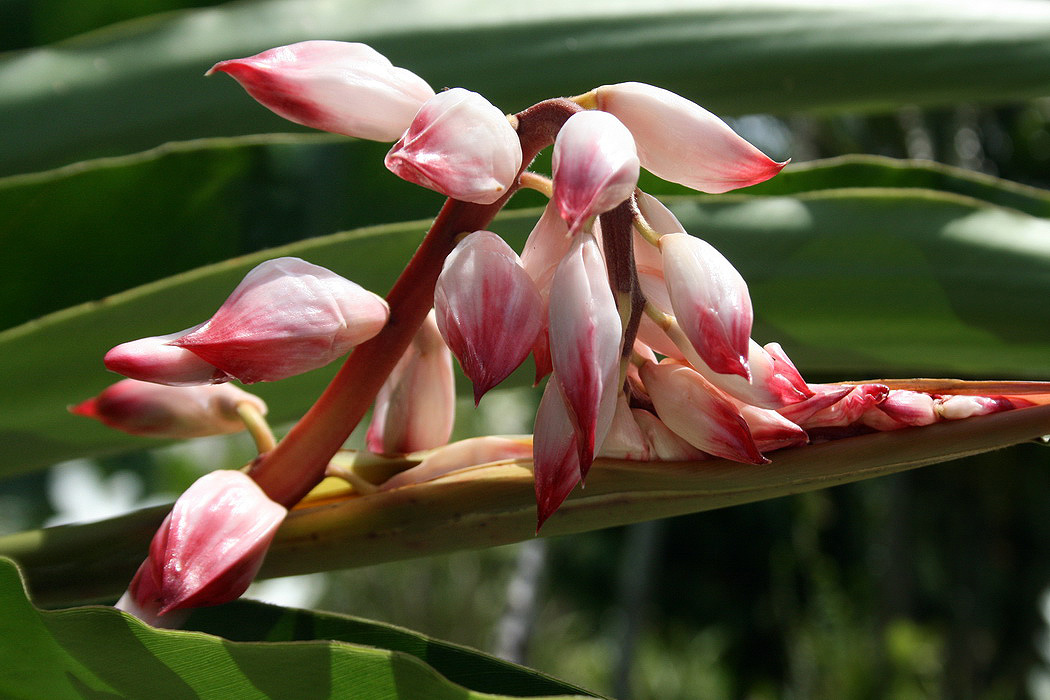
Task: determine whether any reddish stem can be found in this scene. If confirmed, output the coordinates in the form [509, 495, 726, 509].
[250, 98, 582, 507]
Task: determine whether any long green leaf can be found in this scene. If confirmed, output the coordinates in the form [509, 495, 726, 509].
[0, 556, 595, 699]
[4, 188, 1050, 477]
[4, 0, 1050, 174]
[6, 397, 1050, 606]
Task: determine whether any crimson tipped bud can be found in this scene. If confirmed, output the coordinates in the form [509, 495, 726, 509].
[208, 41, 434, 141]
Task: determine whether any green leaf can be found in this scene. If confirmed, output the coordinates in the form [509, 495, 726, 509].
[0, 556, 596, 699]
[7, 396, 1050, 606]
[3, 186, 1050, 478]
[0, 133, 445, 330]
[4, 0, 1050, 174]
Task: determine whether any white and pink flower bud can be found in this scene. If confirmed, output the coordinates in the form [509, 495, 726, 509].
[660, 232, 753, 380]
[117, 470, 287, 626]
[208, 41, 435, 141]
[434, 231, 544, 403]
[935, 394, 1016, 420]
[70, 379, 266, 439]
[548, 233, 623, 474]
[532, 379, 582, 530]
[792, 383, 890, 429]
[593, 82, 786, 193]
[597, 393, 652, 461]
[384, 88, 522, 204]
[861, 390, 939, 431]
[736, 404, 809, 452]
[639, 360, 766, 464]
[105, 327, 230, 386]
[379, 436, 534, 491]
[551, 110, 640, 234]
[521, 202, 574, 382]
[631, 408, 709, 462]
[366, 311, 456, 454]
[171, 257, 389, 384]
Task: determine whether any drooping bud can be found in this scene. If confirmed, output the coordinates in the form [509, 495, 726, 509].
[208, 41, 435, 141]
[434, 231, 544, 403]
[551, 110, 639, 234]
[116, 470, 287, 626]
[70, 379, 266, 439]
[105, 327, 230, 386]
[660, 232, 753, 379]
[548, 233, 622, 475]
[640, 360, 766, 464]
[366, 311, 456, 454]
[385, 88, 522, 204]
[532, 379, 582, 531]
[594, 82, 786, 193]
[172, 257, 389, 384]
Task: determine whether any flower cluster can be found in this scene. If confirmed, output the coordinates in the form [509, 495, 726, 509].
[78, 40, 1033, 624]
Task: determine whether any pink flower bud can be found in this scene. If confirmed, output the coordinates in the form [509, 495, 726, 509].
[551, 110, 639, 234]
[366, 311, 456, 454]
[640, 360, 766, 464]
[594, 82, 786, 193]
[776, 384, 856, 425]
[521, 202, 574, 382]
[208, 41, 435, 141]
[171, 257, 389, 384]
[660, 232, 753, 379]
[793, 383, 890, 429]
[70, 379, 266, 439]
[631, 408, 709, 462]
[736, 404, 808, 452]
[935, 394, 1016, 420]
[548, 233, 622, 475]
[384, 88, 522, 204]
[117, 470, 287, 625]
[862, 390, 939, 430]
[379, 436, 534, 491]
[434, 231, 544, 403]
[597, 393, 652, 461]
[105, 326, 230, 386]
[532, 378, 582, 530]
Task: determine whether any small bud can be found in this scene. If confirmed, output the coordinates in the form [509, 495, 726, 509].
[597, 393, 652, 461]
[631, 408, 709, 462]
[660, 233, 753, 379]
[736, 404, 809, 452]
[794, 383, 890, 429]
[70, 379, 266, 439]
[434, 231, 544, 403]
[117, 470, 287, 625]
[548, 233, 622, 475]
[863, 390, 939, 430]
[551, 110, 639, 234]
[640, 360, 766, 464]
[594, 82, 785, 193]
[208, 41, 435, 141]
[172, 257, 389, 383]
[105, 327, 230, 386]
[521, 201, 574, 382]
[385, 88, 522, 204]
[367, 311, 456, 454]
[936, 394, 1016, 420]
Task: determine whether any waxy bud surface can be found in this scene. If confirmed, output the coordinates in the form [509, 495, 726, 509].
[173, 257, 389, 383]
[435, 231, 544, 403]
[548, 233, 622, 475]
[208, 41, 434, 141]
[70, 379, 266, 439]
[385, 88, 522, 204]
[105, 327, 230, 386]
[117, 470, 286, 624]
[594, 82, 785, 193]
[551, 110, 639, 234]
[367, 311, 456, 454]
[660, 233, 753, 379]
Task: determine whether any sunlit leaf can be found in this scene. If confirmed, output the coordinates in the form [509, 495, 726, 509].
[0, 556, 596, 699]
